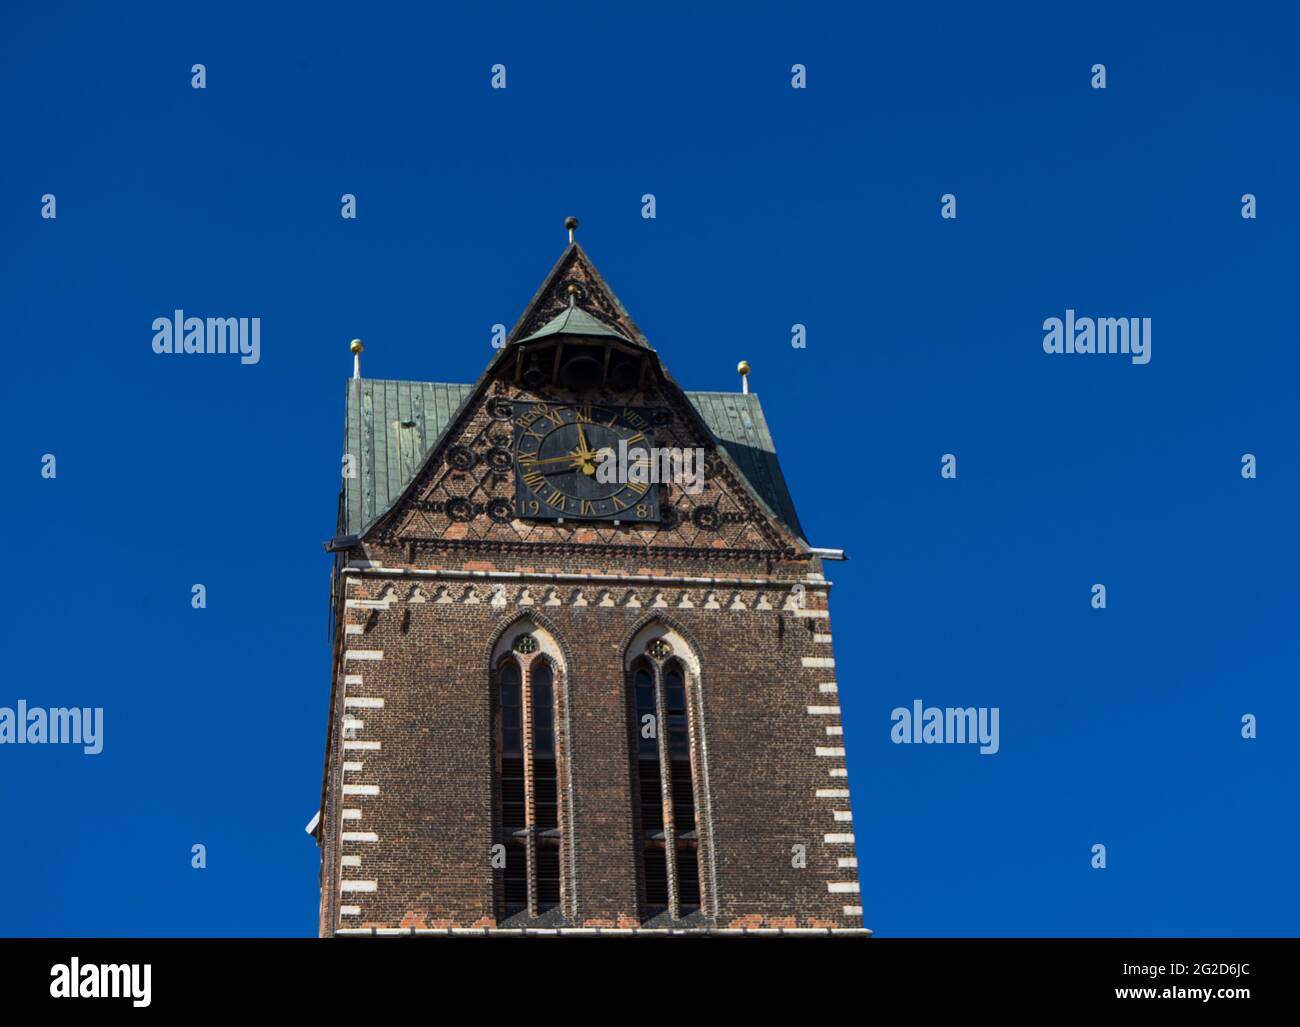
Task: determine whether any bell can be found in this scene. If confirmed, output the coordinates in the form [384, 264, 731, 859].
[521, 358, 547, 388]
[559, 352, 603, 391]
[607, 358, 639, 391]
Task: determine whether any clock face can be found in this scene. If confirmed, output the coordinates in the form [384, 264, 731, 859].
[512, 401, 661, 522]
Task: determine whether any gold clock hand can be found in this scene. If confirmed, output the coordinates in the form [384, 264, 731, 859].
[522, 451, 589, 466]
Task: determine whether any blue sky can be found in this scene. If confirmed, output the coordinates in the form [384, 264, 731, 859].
[1, 1, 1296, 936]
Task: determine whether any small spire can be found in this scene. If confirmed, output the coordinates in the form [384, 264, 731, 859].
[350, 339, 364, 380]
[565, 215, 579, 244]
[737, 359, 751, 394]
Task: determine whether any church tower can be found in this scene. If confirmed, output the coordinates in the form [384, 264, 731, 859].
[314, 223, 865, 935]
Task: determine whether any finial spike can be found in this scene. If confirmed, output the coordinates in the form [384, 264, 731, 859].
[565, 215, 578, 244]
[351, 339, 364, 379]
[737, 359, 751, 394]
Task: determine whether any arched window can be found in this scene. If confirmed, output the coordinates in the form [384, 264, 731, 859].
[492, 628, 566, 922]
[629, 645, 703, 919]
[663, 659, 700, 910]
[531, 660, 561, 910]
[495, 658, 528, 915]
[631, 658, 667, 909]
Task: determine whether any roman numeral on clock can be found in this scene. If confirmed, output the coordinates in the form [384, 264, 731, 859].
[511, 399, 660, 524]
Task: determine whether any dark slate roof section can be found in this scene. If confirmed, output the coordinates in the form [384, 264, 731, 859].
[342, 379, 475, 536]
[685, 390, 807, 543]
[340, 379, 806, 544]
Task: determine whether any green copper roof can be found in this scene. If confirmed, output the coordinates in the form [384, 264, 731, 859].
[516, 305, 630, 344]
[342, 380, 475, 537]
[341, 379, 805, 543]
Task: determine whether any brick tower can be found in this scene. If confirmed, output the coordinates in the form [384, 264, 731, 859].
[313, 224, 865, 935]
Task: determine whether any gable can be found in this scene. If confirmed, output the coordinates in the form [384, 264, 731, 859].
[507, 242, 650, 349]
[337, 238, 810, 554]
[340, 378, 806, 549]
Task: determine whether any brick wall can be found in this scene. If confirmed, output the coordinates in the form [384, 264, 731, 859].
[316, 371, 864, 935]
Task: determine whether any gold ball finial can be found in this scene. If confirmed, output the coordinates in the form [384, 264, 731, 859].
[566, 283, 580, 296]
[564, 216, 579, 232]
[350, 339, 364, 354]
[737, 360, 751, 376]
